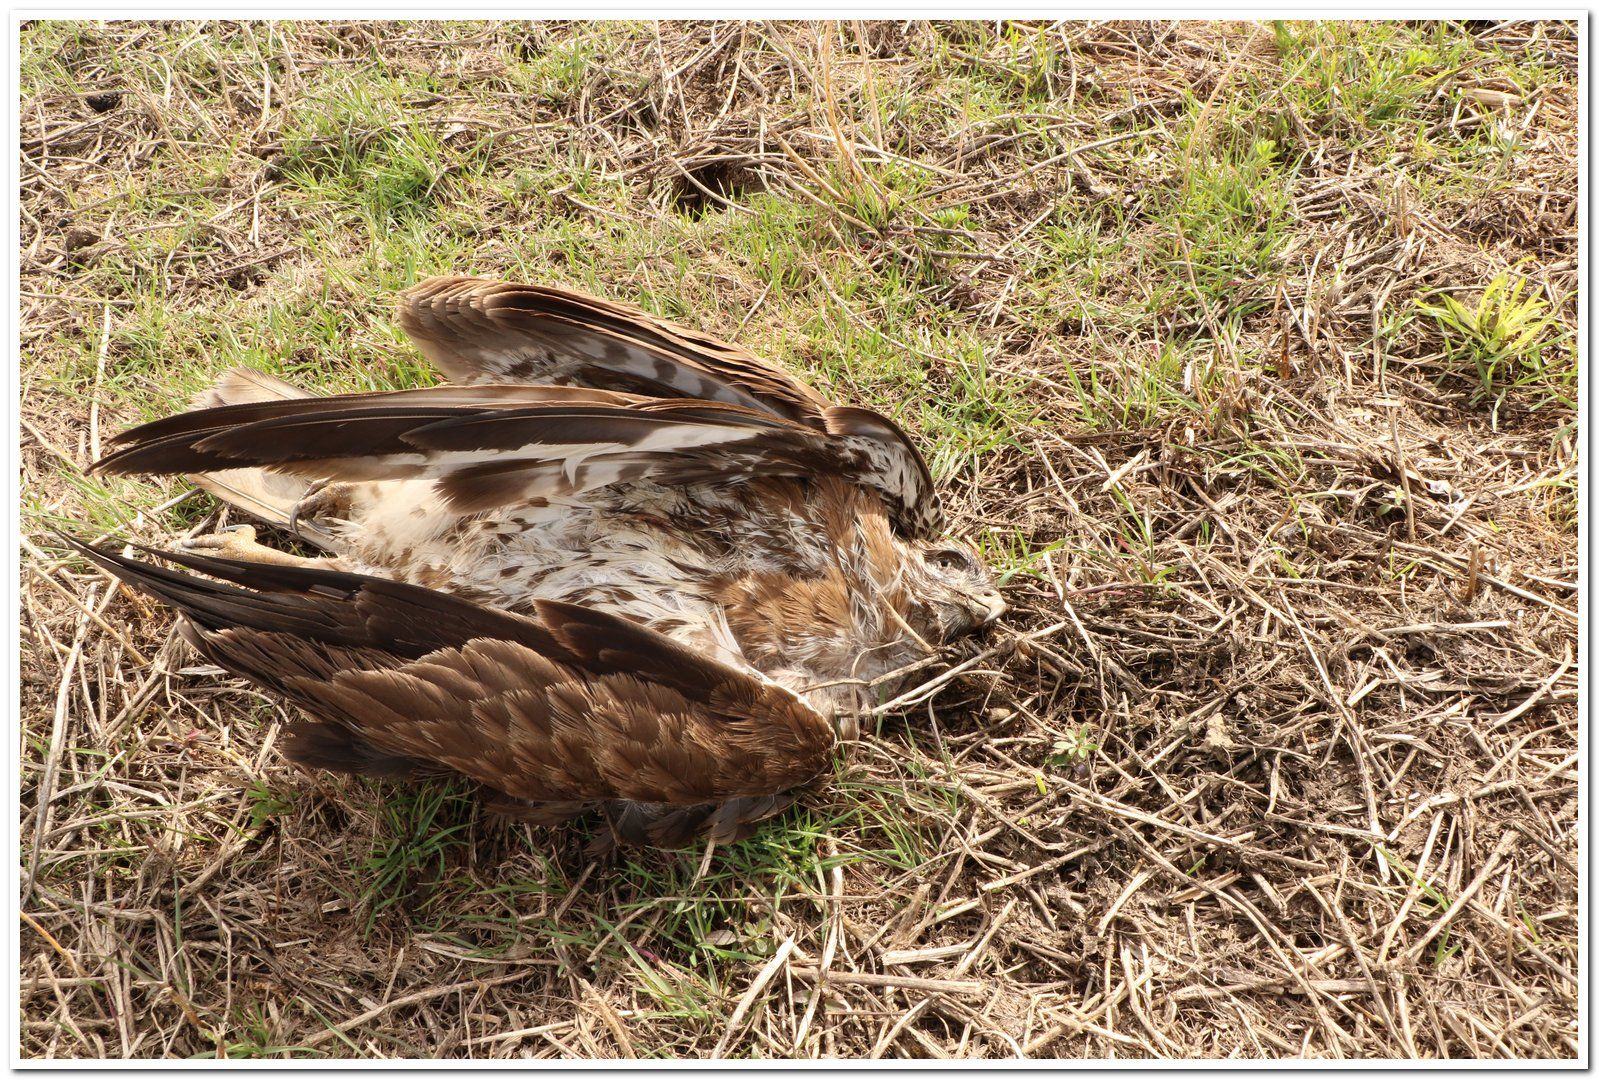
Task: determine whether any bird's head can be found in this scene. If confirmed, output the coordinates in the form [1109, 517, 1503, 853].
[907, 538, 1006, 642]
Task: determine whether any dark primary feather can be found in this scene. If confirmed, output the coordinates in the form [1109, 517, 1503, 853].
[94, 384, 638, 474]
[65, 537, 837, 812]
[93, 382, 930, 523]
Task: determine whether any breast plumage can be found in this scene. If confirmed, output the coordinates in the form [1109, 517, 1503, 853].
[83, 276, 1005, 850]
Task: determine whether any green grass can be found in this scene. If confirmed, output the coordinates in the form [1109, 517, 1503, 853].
[307, 745, 957, 1044]
[25, 19, 1568, 472]
[20, 19, 1579, 1059]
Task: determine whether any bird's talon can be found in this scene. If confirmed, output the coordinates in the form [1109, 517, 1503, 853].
[178, 525, 265, 560]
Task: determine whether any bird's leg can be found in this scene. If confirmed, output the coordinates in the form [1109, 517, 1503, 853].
[179, 525, 346, 570]
[288, 479, 351, 541]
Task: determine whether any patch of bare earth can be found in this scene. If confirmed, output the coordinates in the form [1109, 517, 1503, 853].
[20, 20, 1578, 1058]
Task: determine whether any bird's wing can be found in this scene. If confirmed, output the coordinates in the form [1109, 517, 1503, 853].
[66, 537, 835, 808]
[94, 382, 942, 535]
[395, 277, 945, 537]
[397, 276, 830, 423]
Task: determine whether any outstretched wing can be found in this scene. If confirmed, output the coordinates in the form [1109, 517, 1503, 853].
[65, 537, 835, 811]
[395, 276, 944, 537]
[94, 380, 941, 533]
[397, 276, 830, 423]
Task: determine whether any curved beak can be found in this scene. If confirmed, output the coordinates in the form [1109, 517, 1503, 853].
[962, 588, 1007, 627]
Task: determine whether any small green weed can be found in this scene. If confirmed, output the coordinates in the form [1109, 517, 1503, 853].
[1415, 272, 1573, 412]
[245, 780, 296, 833]
[1047, 725, 1100, 767]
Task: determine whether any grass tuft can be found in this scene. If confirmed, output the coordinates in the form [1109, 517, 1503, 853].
[20, 18, 1578, 1061]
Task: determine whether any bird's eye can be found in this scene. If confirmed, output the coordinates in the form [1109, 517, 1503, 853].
[926, 547, 975, 574]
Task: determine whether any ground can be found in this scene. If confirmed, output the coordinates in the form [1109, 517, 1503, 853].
[18, 19, 1579, 1059]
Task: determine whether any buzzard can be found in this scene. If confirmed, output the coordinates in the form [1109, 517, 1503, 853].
[81, 276, 1005, 850]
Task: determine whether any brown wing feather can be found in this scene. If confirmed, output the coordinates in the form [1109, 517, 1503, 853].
[66, 538, 836, 810]
[96, 276, 946, 536]
[396, 276, 944, 536]
[397, 276, 830, 423]
[95, 383, 640, 470]
[92, 386, 935, 527]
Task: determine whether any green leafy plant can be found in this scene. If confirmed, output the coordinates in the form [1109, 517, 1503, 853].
[1415, 273, 1569, 409]
[1047, 725, 1099, 767]
[244, 780, 295, 833]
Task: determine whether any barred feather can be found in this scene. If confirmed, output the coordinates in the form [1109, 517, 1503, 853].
[66, 537, 836, 808]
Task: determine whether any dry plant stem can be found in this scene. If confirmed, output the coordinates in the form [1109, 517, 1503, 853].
[19, 19, 1578, 1061]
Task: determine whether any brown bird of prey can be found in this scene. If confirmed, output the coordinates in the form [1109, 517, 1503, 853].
[82, 276, 1005, 850]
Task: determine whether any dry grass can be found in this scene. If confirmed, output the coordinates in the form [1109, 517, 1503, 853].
[19, 19, 1579, 1059]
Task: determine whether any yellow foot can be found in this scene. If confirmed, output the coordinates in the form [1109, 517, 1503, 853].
[180, 525, 342, 570]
